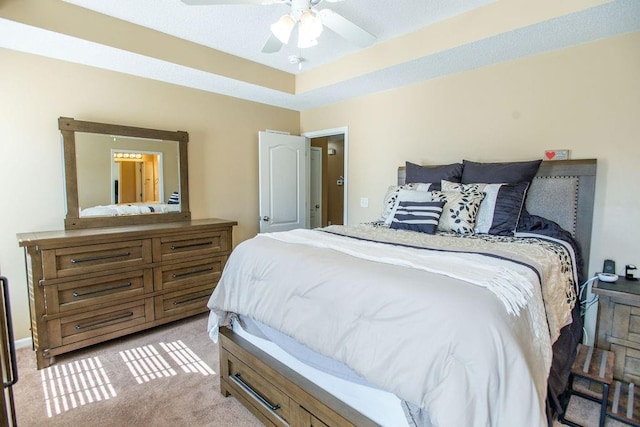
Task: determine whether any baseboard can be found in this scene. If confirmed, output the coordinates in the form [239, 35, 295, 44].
[15, 337, 32, 349]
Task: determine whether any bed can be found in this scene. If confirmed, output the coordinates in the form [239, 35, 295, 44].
[79, 202, 181, 217]
[207, 159, 597, 427]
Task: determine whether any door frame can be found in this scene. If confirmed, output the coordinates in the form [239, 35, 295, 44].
[309, 146, 323, 229]
[302, 127, 348, 226]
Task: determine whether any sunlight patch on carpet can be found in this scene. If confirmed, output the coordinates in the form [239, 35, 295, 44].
[40, 357, 116, 418]
[160, 340, 215, 376]
[119, 344, 177, 384]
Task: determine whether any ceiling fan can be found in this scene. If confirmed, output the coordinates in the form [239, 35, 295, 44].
[181, 0, 376, 54]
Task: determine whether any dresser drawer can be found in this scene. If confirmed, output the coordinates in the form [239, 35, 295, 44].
[154, 256, 226, 292]
[43, 240, 152, 279]
[154, 286, 213, 320]
[44, 269, 153, 315]
[47, 299, 153, 348]
[226, 353, 291, 426]
[154, 230, 229, 263]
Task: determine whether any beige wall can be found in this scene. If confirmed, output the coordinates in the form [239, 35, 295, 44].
[301, 32, 640, 343]
[0, 48, 299, 340]
[2, 30, 638, 344]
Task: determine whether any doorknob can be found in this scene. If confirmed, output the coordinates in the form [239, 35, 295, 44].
[261, 216, 270, 221]
[315, 204, 320, 209]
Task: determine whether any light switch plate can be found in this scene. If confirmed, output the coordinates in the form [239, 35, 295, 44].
[360, 197, 369, 208]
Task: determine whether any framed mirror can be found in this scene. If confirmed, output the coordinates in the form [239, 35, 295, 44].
[59, 117, 190, 230]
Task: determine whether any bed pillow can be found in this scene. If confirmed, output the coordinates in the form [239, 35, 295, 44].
[390, 201, 445, 234]
[380, 183, 432, 223]
[430, 190, 485, 234]
[406, 162, 463, 190]
[384, 188, 433, 225]
[442, 180, 529, 236]
[168, 191, 180, 204]
[461, 159, 542, 185]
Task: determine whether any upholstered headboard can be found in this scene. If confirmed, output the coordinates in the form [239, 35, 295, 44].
[398, 159, 597, 266]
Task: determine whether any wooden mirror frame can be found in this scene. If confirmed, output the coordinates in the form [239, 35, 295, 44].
[59, 117, 191, 230]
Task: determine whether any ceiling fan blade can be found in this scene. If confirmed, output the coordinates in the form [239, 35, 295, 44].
[181, 0, 281, 5]
[318, 9, 376, 48]
[261, 33, 284, 53]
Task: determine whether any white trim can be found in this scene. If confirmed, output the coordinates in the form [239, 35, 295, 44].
[15, 336, 32, 349]
[302, 127, 349, 225]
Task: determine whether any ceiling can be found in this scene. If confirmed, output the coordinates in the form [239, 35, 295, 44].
[60, 0, 495, 74]
[1, 0, 639, 111]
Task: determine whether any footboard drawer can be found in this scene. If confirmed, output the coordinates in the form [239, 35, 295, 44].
[219, 328, 377, 427]
[225, 352, 292, 426]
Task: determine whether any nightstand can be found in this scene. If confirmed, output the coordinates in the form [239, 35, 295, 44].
[592, 276, 640, 384]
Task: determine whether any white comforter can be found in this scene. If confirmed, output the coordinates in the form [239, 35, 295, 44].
[80, 203, 180, 217]
[208, 226, 575, 427]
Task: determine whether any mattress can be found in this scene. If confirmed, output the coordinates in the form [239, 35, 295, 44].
[231, 316, 409, 427]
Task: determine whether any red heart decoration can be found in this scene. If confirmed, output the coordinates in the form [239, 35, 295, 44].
[545, 151, 556, 160]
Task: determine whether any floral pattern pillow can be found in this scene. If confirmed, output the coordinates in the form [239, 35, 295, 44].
[430, 190, 485, 234]
[441, 180, 528, 236]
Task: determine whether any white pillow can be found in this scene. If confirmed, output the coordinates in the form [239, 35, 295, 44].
[384, 187, 433, 225]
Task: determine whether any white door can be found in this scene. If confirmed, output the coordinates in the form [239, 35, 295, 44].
[310, 147, 322, 229]
[259, 131, 309, 233]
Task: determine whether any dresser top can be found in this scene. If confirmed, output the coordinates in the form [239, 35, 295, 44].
[17, 218, 237, 248]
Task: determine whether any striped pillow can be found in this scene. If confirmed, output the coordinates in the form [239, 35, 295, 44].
[390, 201, 445, 234]
[168, 191, 180, 205]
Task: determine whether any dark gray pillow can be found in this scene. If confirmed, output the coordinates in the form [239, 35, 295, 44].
[461, 159, 542, 184]
[405, 162, 463, 190]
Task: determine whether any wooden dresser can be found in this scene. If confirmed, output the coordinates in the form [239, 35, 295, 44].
[593, 277, 640, 384]
[17, 218, 236, 369]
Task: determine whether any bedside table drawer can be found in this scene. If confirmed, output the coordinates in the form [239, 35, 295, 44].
[611, 304, 640, 344]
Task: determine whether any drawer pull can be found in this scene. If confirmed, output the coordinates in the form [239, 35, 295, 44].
[75, 311, 134, 330]
[70, 252, 131, 264]
[170, 241, 213, 250]
[232, 372, 281, 411]
[72, 282, 133, 298]
[171, 267, 214, 279]
[172, 295, 209, 306]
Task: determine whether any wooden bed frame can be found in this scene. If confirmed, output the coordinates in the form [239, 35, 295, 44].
[219, 159, 597, 427]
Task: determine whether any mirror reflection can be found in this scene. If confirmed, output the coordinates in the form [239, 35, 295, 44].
[60, 117, 190, 230]
[75, 133, 180, 217]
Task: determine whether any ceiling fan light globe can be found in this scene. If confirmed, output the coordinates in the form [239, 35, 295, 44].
[298, 11, 323, 40]
[271, 14, 295, 44]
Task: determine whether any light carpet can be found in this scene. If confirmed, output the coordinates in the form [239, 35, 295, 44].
[13, 314, 261, 427]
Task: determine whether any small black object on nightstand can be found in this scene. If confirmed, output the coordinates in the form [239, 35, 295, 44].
[625, 264, 638, 281]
